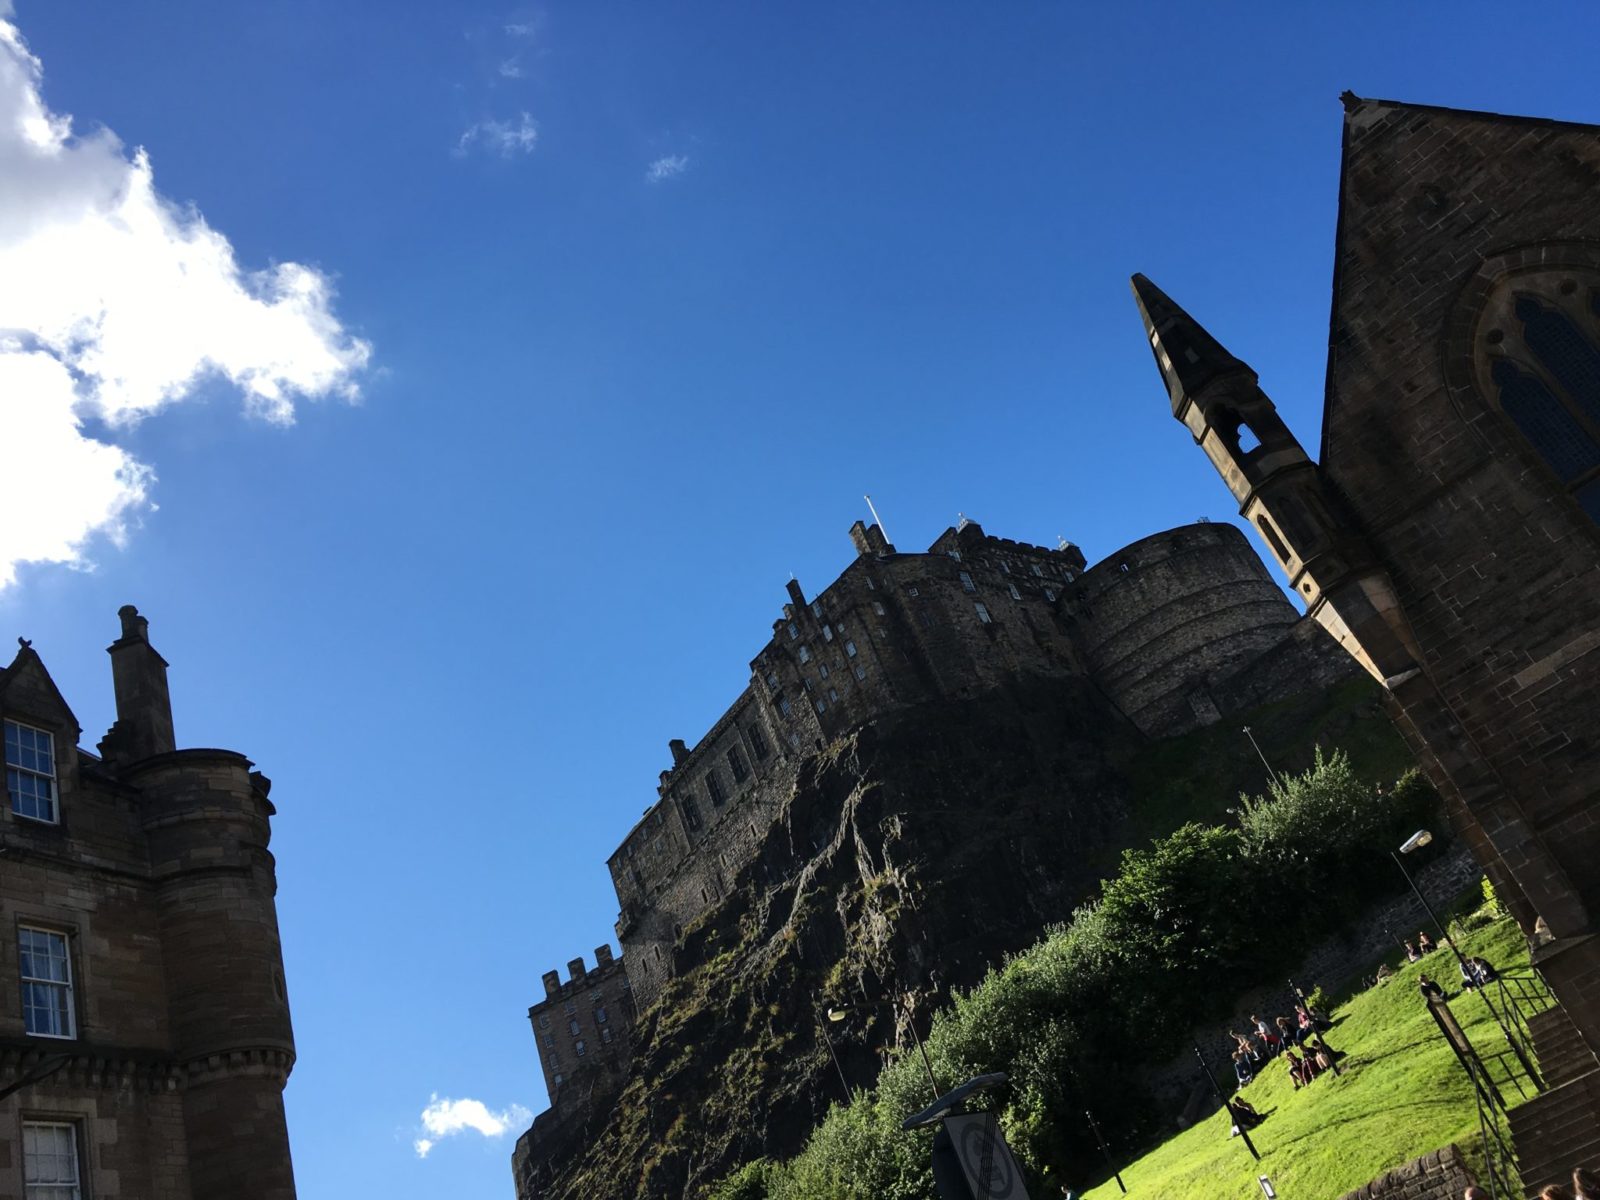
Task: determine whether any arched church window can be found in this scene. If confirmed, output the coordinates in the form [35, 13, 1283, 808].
[1474, 275, 1600, 524]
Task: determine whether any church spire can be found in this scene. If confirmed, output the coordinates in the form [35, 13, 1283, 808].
[1129, 273, 1254, 415]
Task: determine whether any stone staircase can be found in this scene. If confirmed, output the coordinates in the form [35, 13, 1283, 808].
[1508, 1006, 1600, 1197]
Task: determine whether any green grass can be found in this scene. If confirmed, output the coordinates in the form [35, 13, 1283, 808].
[1084, 917, 1529, 1200]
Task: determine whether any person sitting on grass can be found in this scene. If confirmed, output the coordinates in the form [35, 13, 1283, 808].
[1253, 1014, 1281, 1056]
[1405, 939, 1421, 963]
[1538, 1185, 1575, 1200]
[1375, 963, 1395, 984]
[1284, 1050, 1306, 1090]
[1419, 973, 1446, 1001]
[1573, 1167, 1599, 1200]
[1418, 930, 1436, 954]
[1275, 1015, 1296, 1048]
[1311, 1034, 1337, 1074]
[1228, 1096, 1264, 1129]
[1233, 1050, 1253, 1086]
[1472, 956, 1499, 984]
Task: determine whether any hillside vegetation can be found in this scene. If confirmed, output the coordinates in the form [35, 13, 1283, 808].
[1083, 915, 1528, 1199]
[707, 746, 1443, 1198]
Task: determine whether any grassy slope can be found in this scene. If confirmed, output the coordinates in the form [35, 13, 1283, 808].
[1084, 918, 1527, 1200]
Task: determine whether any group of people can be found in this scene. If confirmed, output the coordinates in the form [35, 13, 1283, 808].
[1466, 1165, 1599, 1199]
[1227, 1003, 1337, 1090]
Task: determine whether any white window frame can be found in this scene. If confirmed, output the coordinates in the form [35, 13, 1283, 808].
[974, 602, 992, 625]
[22, 1120, 82, 1200]
[960, 572, 976, 593]
[844, 640, 857, 658]
[18, 928, 74, 1040]
[4, 721, 58, 825]
[797, 645, 811, 664]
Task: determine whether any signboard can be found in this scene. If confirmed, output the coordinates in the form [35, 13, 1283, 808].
[942, 1112, 1031, 1200]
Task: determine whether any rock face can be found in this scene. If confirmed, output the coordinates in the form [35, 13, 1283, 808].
[517, 668, 1398, 1199]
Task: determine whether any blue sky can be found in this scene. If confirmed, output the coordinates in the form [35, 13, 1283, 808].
[4, 3, 1600, 1196]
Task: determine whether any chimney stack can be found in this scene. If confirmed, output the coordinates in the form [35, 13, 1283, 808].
[668, 739, 689, 765]
[98, 605, 176, 767]
[594, 944, 614, 967]
[542, 970, 560, 998]
[785, 579, 806, 608]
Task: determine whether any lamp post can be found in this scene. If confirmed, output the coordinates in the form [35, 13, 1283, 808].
[813, 1006, 851, 1105]
[829, 997, 942, 1103]
[1391, 829, 1542, 1088]
[1241, 726, 1279, 785]
[1194, 1044, 1258, 1161]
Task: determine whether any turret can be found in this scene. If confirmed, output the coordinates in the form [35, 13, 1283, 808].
[98, 605, 175, 766]
[1131, 274, 1425, 687]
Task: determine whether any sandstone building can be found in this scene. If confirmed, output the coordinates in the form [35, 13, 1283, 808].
[1137, 92, 1600, 1189]
[0, 607, 296, 1199]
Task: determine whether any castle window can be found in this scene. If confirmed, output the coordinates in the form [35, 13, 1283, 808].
[959, 572, 976, 593]
[564, 998, 576, 1014]
[747, 724, 770, 760]
[788, 734, 801, 751]
[798, 645, 811, 664]
[917, 609, 934, 630]
[4, 721, 57, 825]
[827, 688, 838, 702]
[1118, 562, 1129, 573]
[844, 640, 857, 658]
[705, 771, 727, 808]
[811, 601, 823, 618]
[553, 1071, 564, 1085]
[866, 576, 876, 590]
[1031, 564, 1043, 577]
[1235, 422, 1262, 453]
[20, 928, 74, 1039]
[873, 601, 885, 615]
[568, 1018, 580, 1036]
[974, 602, 992, 625]
[778, 695, 792, 718]
[575, 1039, 587, 1057]
[24, 1121, 82, 1200]
[815, 700, 826, 713]
[1001, 561, 1011, 574]
[680, 793, 704, 828]
[596, 1005, 608, 1024]
[1044, 588, 1056, 602]
[787, 622, 798, 640]
[766, 672, 779, 690]
[538, 1014, 550, 1030]
[854, 665, 866, 680]
[822, 624, 833, 642]
[906, 586, 919, 597]
[1009, 583, 1021, 600]
[601, 1025, 615, 1044]
[948, 550, 961, 561]
[819, 663, 829, 679]
[726, 746, 749, 783]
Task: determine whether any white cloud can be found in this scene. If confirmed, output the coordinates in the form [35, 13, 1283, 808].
[645, 154, 689, 183]
[456, 112, 538, 158]
[413, 1094, 532, 1159]
[497, 56, 524, 79]
[504, 20, 539, 38]
[0, 15, 369, 587]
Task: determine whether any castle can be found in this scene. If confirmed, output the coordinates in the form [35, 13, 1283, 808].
[0, 607, 297, 1199]
[515, 512, 1357, 1188]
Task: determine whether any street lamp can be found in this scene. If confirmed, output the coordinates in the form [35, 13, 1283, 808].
[829, 999, 942, 1102]
[1241, 726, 1279, 785]
[1391, 829, 1542, 1087]
[813, 1006, 851, 1105]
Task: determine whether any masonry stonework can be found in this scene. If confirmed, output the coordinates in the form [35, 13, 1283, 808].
[0, 608, 296, 1200]
[1140, 94, 1600, 1069]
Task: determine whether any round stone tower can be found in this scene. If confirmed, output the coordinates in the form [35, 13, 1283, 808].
[131, 749, 297, 1200]
[1075, 521, 1302, 735]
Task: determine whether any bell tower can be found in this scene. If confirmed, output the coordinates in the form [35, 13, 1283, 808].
[1131, 274, 1425, 688]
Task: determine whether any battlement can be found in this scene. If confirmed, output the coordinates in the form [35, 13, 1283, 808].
[527, 942, 634, 1107]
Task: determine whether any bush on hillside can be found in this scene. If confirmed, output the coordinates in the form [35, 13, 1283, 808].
[703, 752, 1442, 1199]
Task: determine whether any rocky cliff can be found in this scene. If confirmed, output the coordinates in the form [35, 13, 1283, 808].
[521, 670, 1405, 1198]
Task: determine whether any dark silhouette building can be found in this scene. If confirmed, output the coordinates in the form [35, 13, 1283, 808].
[0, 607, 296, 1199]
[1136, 93, 1600, 1070]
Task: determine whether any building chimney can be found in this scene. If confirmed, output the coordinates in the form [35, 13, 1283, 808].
[594, 944, 614, 967]
[567, 956, 587, 983]
[542, 970, 560, 998]
[98, 605, 175, 767]
[851, 521, 894, 556]
[785, 579, 806, 608]
[668, 738, 689, 765]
